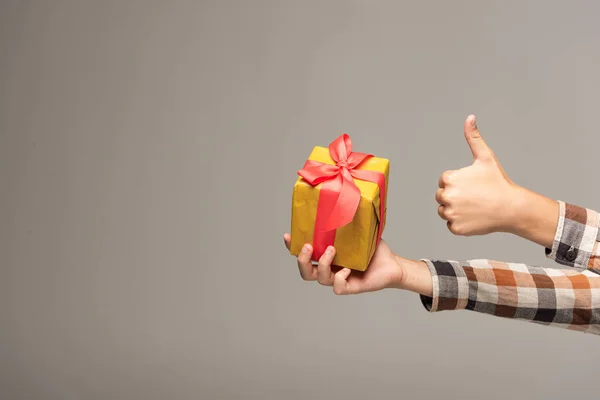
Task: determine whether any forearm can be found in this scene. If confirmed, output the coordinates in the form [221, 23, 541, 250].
[508, 186, 559, 249]
[507, 189, 600, 270]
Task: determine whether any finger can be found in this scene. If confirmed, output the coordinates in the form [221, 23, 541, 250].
[297, 244, 316, 281]
[438, 170, 454, 188]
[317, 246, 336, 286]
[435, 188, 446, 205]
[464, 115, 492, 161]
[447, 221, 464, 235]
[283, 233, 291, 250]
[333, 268, 353, 295]
[438, 205, 448, 220]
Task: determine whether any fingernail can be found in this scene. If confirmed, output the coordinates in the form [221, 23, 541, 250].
[302, 245, 309, 253]
[325, 246, 333, 255]
[470, 115, 477, 127]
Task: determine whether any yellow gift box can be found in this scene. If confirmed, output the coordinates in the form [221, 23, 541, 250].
[289, 134, 389, 271]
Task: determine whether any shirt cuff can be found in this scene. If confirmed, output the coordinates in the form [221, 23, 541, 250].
[419, 260, 469, 312]
[545, 201, 600, 269]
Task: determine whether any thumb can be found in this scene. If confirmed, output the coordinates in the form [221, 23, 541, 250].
[333, 268, 353, 295]
[464, 115, 492, 161]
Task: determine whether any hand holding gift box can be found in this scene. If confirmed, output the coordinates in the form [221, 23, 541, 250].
[289, 134, 389, 271]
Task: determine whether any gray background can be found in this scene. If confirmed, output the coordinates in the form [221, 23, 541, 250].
[2, 1, 599, 399]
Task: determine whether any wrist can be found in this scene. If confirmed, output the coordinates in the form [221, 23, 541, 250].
[507, 186, 559, 248]
[505, 184, 531, 233]
[389, 255, 433, 297]
[386, 254, 407, 289]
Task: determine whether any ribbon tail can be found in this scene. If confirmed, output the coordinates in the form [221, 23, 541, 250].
[313, 172, 362, 260]
[312, 177, 341, 260]
[322, 169, 361, 231]
[351, 169, 387, 246]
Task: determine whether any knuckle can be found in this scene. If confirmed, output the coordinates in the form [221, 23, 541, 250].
[317, 272, 330, 286]
[439, 191, 449, 203]
[297, 254, 310, 265]
[435, 189, 443, 203]
[442, 170, 454, 185]
[447, 222, 455, 233]
[443, 208, 454, 220]
[316, 271, 326, 284]
[299, 268, 311, 281]
[443, 188, 458, 203]
[438, 209, 448, 221]
[449, 224, 464, 235]
[298, 268, 306, 279]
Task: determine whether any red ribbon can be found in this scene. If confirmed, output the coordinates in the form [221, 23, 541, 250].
[298, 134, 387, 261]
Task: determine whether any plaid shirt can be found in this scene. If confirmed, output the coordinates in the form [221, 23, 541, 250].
[421, 201, 600, 335]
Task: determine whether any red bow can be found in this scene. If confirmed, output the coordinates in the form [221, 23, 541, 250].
[298, 134, 386, 261]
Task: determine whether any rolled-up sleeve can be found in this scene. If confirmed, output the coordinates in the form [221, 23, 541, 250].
[545, 201, 600, 269]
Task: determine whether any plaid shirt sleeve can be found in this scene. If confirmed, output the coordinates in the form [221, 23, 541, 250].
[419, 201, 600, 336]
[545, 200, 600, 272]
[419, 259, 600, 335]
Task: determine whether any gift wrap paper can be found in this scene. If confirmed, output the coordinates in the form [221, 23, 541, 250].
[290, 146, 389, 271]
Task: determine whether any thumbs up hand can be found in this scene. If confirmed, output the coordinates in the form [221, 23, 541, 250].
[436, 115, 522, 236]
